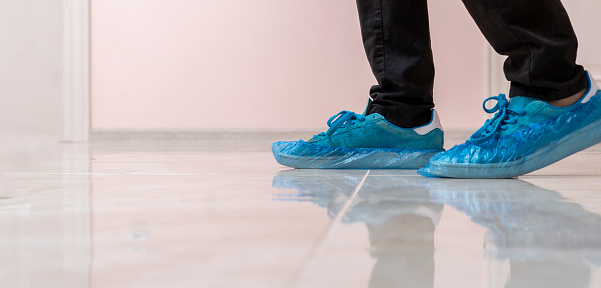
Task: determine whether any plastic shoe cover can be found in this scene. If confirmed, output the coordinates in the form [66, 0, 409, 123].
[272, 140, 442, 169]
[419, 71, 601, 178]
[272, 109, 444, 169]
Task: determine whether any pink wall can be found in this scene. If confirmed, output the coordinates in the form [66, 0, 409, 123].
[91, 0, 487, 130]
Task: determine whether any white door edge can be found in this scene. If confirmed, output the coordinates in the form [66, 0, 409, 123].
[62, 0, 90, 142]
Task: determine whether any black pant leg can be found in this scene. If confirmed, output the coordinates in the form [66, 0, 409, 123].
[462, 0, 587, 101]
[356, 0, 434, 128]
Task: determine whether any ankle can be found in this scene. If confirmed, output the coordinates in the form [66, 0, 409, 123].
[548, 88, 586, 107]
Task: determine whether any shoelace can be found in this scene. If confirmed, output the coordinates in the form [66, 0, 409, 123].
[312, 111, 366, 139]
[469, 94, 526, 144]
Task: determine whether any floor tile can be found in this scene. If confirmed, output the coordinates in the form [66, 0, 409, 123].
[2, 132, 601, 288]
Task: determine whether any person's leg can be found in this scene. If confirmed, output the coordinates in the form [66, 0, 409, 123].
[272, 0, 444, 169]
[461, 0, 587, 101]
[356, 0, 435, 128]
[419, 0, 601, 178]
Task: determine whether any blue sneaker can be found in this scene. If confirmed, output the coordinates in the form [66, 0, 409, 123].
[272, 108, 444, 169]
[419, 71, 601, 178]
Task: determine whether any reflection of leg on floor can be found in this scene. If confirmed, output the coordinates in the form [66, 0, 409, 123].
[430, 179, 601, 287]
[273, 172, 601, 286]
[272, 171, 444, 288]
[506, 260, 589, 288]
[367, 213, 440, 288]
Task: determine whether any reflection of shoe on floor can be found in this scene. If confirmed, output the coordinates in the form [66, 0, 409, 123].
[348, 176, 443, 226]
[272, 170, 364, 214]
[429, 178, 601, 261]
[272, 170, 443, 226]
[420, 71, 601, 178]
[272, 108, 444, 169]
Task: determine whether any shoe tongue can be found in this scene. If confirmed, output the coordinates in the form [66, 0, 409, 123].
[365, 104, 383, 117]
[509, 96, 539, 110]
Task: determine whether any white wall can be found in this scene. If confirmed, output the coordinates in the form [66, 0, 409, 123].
[91, 0, 488, 130]
[0, 0, 63, 136]
[564, 0, 601, 79]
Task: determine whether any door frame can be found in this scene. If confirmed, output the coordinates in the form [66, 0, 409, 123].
[63, 0, 90, 142]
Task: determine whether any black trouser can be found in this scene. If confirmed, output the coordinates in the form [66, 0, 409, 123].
[358, 0, 587, 128]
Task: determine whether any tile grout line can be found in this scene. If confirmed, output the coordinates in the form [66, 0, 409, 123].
[283, 170, 371, 288]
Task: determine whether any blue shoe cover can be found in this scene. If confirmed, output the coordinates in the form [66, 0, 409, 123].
[272, 140, 442, 169]
[419, 71, 601, 178]
[273, 109, 444, 169]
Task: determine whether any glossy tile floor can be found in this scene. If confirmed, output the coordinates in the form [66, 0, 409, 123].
[2, 131, 601, 288]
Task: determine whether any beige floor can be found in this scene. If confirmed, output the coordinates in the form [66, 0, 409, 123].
[2, 131, 601, 288]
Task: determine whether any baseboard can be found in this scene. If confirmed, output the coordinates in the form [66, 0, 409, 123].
[90, 129, 319, 141]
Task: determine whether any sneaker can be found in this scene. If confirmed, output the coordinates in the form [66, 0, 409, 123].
[419, 71, 601, 178]
[272, 108, 444, 169]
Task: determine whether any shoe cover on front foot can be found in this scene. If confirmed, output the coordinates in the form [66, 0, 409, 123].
[420, 71, 601, 179]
